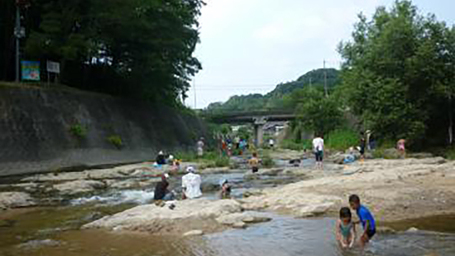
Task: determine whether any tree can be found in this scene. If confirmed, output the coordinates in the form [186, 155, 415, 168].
[338, 0, 455, 148]
[1, 0, 204, 105]
[287, 87, 343, 136]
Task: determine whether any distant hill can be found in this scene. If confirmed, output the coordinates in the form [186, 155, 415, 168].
[206, 68, 340, 112]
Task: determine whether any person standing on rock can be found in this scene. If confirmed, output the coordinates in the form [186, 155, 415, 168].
[182, 166, 202, 199]
[312, 134, 324, 170]
[397, 139, 406, 159]
[197, 138, 205, 157]
[154, 173, 174, 201]
[359, 133, 366, 163]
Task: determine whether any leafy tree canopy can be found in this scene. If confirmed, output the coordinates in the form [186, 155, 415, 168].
[338, 0, 455, 147]
[1, 0, 204, 105]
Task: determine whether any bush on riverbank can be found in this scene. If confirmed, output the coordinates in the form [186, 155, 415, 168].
[280, 139, 311, 151]
[175, 151, 231, 168]
[325, 129, 359, 151]
[445, 147, 455, 160]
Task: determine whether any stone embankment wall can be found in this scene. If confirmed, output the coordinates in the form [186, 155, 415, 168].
[0, 84, 206, 176]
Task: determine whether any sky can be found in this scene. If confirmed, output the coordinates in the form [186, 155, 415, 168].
[185, 0, 455, 109]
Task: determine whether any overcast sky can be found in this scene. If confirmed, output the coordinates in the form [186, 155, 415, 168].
[185, 0, 455, 109]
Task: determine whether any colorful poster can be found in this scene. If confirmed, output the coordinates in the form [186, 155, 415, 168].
[21, 61, 40, 81]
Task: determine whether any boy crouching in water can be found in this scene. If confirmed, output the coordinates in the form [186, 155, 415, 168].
[336, 207, 356, 248]
[349, 194, 376, 247]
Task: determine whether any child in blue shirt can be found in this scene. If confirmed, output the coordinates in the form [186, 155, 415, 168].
[349, 194, 376, 247]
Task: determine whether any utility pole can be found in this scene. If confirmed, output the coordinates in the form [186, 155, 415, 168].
[15, 4, 20, 82]
[323, 60, 328, 97]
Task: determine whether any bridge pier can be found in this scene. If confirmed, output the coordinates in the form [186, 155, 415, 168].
[254, 117, 267, 148]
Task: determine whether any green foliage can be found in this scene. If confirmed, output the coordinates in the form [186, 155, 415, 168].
[236, 126, 251, 140]
[2, 0, 204, 105]
[338, 0, 455, 148]
[214, 156, 230, 167]
[107, 135, 123, 149]
[205, 69, 340, 113]
[280, 139, 304, 151]
[261, 154, 275, 168]
[220, 124, 232, 135]
[174, 151, 231, 168]
[69, 124, 87, 138]
[291, 87, 343, 136]
[325, 129, 359, 150]
[445, 147, 455, 160]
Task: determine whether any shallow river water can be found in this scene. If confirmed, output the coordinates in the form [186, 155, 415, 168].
[1, 162, 455, 256]
[1, 205, 455, 256]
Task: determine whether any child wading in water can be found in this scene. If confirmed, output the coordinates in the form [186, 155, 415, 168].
[349, 194, 376, 247]
[336, 207, 356, 248]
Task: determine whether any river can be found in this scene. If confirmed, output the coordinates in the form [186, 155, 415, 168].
[0, 159, 454, 256]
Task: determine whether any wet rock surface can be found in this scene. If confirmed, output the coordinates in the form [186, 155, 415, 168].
[83, 199, 243, 235]
[0, 192, 36, 209]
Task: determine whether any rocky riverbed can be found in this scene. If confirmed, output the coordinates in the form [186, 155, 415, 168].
[1, 151, 455, 237]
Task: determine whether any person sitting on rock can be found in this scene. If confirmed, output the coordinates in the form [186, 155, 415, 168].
[182, 166, 202, 199]
[220, 179, 231, 199]
[154, 173, 174, 201]
[155, 151, 166, 167]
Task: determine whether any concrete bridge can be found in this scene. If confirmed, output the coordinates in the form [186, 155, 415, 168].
[202, 110, 296, 147]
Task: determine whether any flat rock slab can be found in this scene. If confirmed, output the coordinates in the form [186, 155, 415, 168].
[0, 192, 35, 209]
[216, 212, 272, 226]
[83, 199, 243, 234]
[53, 180, 106, 195]
[183, 230, 204, 236]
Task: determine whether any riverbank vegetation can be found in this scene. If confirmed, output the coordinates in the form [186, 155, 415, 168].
[0, 0, 204, 105]
[175, 151, 231, 169]
[249, 1, 455, 152]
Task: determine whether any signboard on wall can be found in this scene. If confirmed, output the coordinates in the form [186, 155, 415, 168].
[46, 61, 60, 74]
[21, 61, 40, 81]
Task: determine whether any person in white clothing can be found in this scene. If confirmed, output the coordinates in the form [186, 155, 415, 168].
[312, 134, 324, 170]
[197, 138, 205, 157]
[182, 166, 202, 199]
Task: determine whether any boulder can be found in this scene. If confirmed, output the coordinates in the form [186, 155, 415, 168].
[17, 239, 62, 250]
[0, 192, 36, 209]
[183, 230, 204, 236]
[232, 222, 247, 229]
[109, 180, 139, 189]
[216, 212, 272, 226]
[53, 180, 106, 196]
[298, 202, 334, 217]
[383, 148, 401, 159]
[83, 199, 243, 234]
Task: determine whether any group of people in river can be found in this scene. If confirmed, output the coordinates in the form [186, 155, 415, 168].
[153, 132, 383, 251]
[312, 131, 407, 168]
[153, 165, 203, 202]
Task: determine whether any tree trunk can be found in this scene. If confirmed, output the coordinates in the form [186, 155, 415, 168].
[449, 94, 453, 145]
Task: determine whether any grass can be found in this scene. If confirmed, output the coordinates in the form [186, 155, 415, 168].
[280, 139, 311, 151]
[325, 129, 359, 151]
[69, 124, 87, 138]
[445, 147, 455, 160]
[174, 150, 231, 168]
[107, 135, 123, 149]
